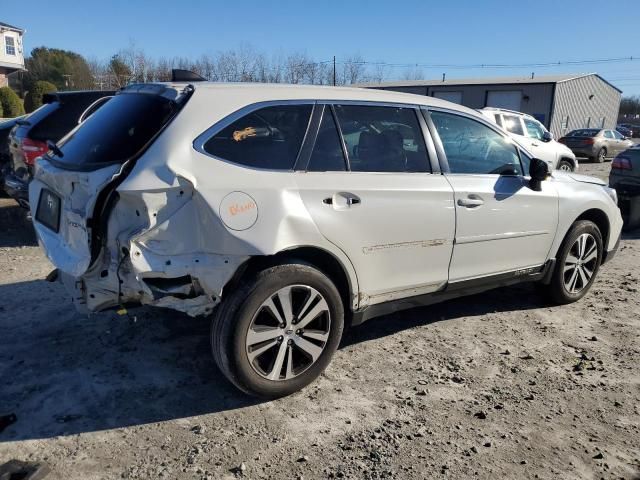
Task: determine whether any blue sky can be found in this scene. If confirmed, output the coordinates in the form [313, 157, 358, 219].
[4, 0, 640, 94]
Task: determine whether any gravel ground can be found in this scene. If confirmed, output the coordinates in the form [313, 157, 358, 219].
[0, 162, 639, 480]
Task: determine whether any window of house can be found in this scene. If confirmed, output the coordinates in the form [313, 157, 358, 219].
[307, 107, 347, 172]
[561, 116, 570, 130]
[501, 114, 525, 136]
[5, 36, 16, 56]
[333, 104, 430, 173]
[203, 104, 312, 170]
[430, 111, 522, 176]
[523, 118, 546, 140]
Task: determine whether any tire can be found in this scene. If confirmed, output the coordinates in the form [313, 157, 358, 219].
[557, 159, 574, 172]
[596, 147, 607, 163]
[211, 262, 344, 398]
[544, 220, 603, 305]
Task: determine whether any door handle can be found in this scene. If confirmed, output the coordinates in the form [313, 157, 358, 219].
[531, 142, 540, 147]
[323, 192, 361, 209]
[457, 196, 484, 208]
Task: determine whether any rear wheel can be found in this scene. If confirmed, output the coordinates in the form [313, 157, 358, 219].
[557, 159, 574, 172]
[596, 147, 607, 163]
[211, 262, 344, 398]
[544, 220, 603, 304]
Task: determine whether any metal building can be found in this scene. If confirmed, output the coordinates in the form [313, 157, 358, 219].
[365, 74, 622, 138]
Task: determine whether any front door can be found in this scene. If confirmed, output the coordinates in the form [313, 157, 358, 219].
[295, 104, 455, 305]
[428, 109, 559, 282]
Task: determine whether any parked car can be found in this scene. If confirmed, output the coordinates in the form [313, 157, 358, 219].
[0, 115, 28, 193]
[5, 90, 114, 207]
[616, 125, 633, 138]
[618, 123, 637, 137]
[29, 82, 622, 398]
[558, 128, 634, 163]
[610, 145, 640, 230]
[479, 107, 578, 171]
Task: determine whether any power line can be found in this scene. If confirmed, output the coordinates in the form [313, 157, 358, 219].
[326, 55, 639, 70]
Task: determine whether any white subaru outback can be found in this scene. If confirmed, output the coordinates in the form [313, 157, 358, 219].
[29, 79, 622, 398]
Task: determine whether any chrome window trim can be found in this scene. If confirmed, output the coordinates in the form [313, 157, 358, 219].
[194, 98, 437, 174]
[193, 99, 316, 172]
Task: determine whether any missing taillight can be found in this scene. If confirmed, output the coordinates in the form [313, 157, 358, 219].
[21, 138, 49, 165]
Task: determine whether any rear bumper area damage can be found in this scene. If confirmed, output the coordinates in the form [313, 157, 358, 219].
[39, 177, 248, 317]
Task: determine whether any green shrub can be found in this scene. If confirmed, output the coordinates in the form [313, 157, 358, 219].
[0, 99, 3, 118]
[0, 87, 24, 117]
[24, 81, 57, 113]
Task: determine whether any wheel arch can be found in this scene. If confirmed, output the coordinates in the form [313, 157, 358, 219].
[221, 245, 358, 319]
[559, 156, 576, 170]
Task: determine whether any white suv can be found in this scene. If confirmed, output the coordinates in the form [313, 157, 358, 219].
[479, 107, 578, 172]
[29, 80, 621, 397]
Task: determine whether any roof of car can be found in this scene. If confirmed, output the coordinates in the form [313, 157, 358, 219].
[180, 81, 480, 114]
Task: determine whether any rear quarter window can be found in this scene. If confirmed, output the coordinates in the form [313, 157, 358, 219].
[203, 104, 313, 170]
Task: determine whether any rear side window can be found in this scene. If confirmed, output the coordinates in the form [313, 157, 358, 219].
[49, 93, 179, 168]
[502, 115, 525, 136]
[308, 107, 347, 171]
[203, 104, 312, 170]
[333, 105, 430, 173]
[430, 111, 522, 176]
[604, 130, 614, 139]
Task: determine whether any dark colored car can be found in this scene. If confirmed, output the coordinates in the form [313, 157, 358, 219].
[610, 146, 640, 230]
[0, 116, 28, 193]
[5, 90, 114, 207]
[558, 128, 634, 163]
[618, 123, 637, 138]
[616, 125, 633, 138]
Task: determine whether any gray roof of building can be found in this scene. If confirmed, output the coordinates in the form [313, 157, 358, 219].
[0, 21, 24, 33]
[360, 73, 605, 87]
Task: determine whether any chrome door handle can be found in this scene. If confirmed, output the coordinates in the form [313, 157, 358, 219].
[457, 197, 484, 207]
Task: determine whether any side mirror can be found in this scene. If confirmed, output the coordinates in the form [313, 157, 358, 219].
[529, 157, 549, 191]
[542, 131, 553, 142]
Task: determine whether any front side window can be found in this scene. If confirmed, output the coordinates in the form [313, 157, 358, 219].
[5, 36, 16, 56]
[612, 130, 624, 140]
[523, 118, 546, 140]
[203, 104, 312, 170]
[308, 107, 347, 172]
[502, 115, 525, 136]
[430, 111, 522, 176]
[333, 104, 430, 173]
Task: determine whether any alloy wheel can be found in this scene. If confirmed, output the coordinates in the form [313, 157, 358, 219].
[559, 163, 572, 172]
[563, 233, 598, 294]
[245, 285, 331, 381]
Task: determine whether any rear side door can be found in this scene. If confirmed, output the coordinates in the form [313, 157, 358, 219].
[295, 103, 455, 305]
[426, 109, 558, 283]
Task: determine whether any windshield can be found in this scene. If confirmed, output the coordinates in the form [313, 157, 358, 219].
[48, 93, 179, 168]
[567, 129, 600, 137]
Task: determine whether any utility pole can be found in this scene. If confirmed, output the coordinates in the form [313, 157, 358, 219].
[333, 56, 336, 86]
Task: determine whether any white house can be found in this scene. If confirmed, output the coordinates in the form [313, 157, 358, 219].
[0, 21, 25, 88]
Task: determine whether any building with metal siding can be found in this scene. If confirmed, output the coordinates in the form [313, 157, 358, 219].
[363, 74, 622, 138]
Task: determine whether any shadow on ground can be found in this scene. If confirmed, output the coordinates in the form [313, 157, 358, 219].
[0, 199, 37, 247]
[0, 276, 552, 443]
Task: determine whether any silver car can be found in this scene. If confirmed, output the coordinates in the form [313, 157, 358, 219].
[559, 128, 634, 163]
[29, 79, 623, 397]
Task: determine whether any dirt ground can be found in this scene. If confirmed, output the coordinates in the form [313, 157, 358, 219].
[0, 162, 639, 480]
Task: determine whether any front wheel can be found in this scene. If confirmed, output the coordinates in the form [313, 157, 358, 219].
[544, 220, 603, 304]
[557, 159, 574, 172]
[211, 262, 344, 398]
